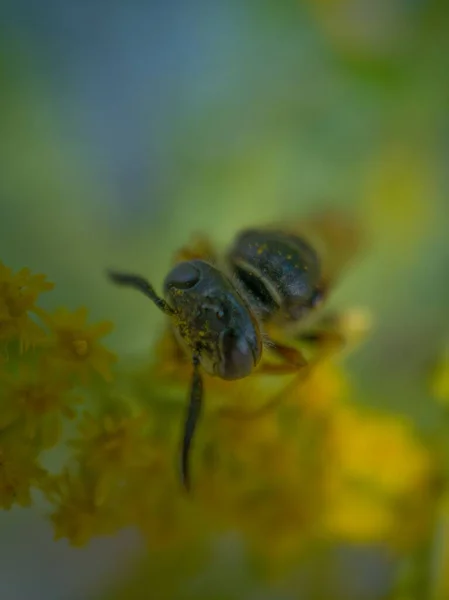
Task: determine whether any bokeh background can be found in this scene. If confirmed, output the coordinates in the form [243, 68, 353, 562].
[1, 1, 449, 599]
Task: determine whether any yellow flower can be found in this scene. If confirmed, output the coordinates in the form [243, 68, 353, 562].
[0, 258, 442, 588]
[146, 326, 345, 418]
[42, 307, 117, 382]
[120, 461, 198, 551]
[70, 401, 152, 505]
[46, 469, 120, 546]
[184, 384, 329, 574]
[286, 359, 350, 417]
[0, 436, 47, 509]
[0, 262, 53, 350]
[51, 401, 196, 549]
[324, 405, 439, 547]
[0, 364, 80, 448]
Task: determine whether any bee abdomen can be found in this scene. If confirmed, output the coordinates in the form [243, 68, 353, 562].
[227, 228, 322, 323]
[233, 262, 280, 321]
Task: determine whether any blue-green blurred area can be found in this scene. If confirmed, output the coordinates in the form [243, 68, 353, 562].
[1, 1, 449, 598]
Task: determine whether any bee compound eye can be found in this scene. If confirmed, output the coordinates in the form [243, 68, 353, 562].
[166, 262, 201, 290]
[218, 329, 254, 380]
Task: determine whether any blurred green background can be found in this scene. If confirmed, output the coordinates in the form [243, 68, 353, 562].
[1, 1, 449, 598]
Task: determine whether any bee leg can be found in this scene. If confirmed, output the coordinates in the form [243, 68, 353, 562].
[219, 363, 315, 420]
[251, 341, 308, 375]
[218, 344, 312, 420]
[270, 341, 308, 368]
[298, 329, 345, 357]
[254, 363, 302, 375]
[297, 307, 372, 359]
[180, 354, 203, 491]
[107, 270, 175, 315]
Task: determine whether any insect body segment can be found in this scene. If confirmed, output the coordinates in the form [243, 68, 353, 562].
[164, 259, 262, 381]
[108, 213, 358, 490]
[108, 259, 263, 491]
[228, 229, 324, 323]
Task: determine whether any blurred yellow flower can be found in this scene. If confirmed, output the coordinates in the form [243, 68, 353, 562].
[289, 358, 350, 417]
[0, 364, 80, 448]
[41, 306, 117, 382]
[324, 405, 438, 547]
[0, 258, 446, 594]
[74, 407, 149, 471]
[0, 434, 47, 509]
[70, 401, 153, 506]
[0, 262, 53, 350]
[50, 400, 198, 550]
[120, 464, 198, 551]
[46, 468, 120, 546]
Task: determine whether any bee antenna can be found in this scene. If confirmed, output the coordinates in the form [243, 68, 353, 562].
[180, 354, 203, 491]
[106, 269, 175, 316]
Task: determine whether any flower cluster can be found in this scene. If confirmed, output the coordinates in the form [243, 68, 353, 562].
[0, 260, 447, 596]
[0, 261, 117, 509]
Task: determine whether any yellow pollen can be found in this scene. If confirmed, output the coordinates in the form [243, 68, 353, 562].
[73, 339, 89, 356]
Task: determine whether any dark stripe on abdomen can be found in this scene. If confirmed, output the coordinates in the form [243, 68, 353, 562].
[233, 265, 279, 320]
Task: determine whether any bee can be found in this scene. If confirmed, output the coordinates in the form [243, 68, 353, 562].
[108, 210, 361, 490]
